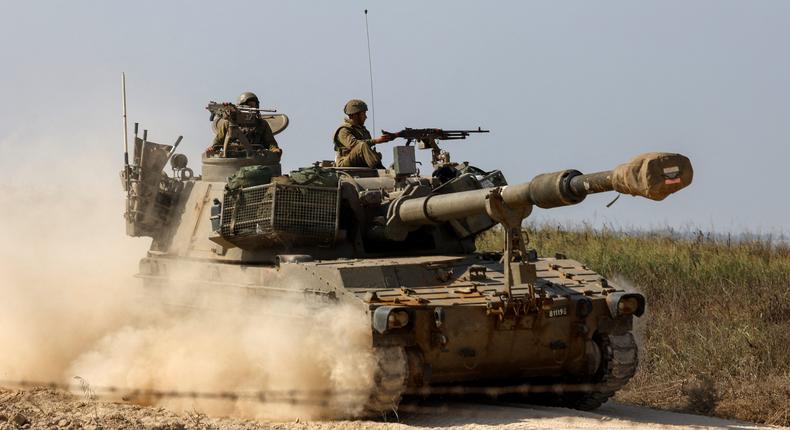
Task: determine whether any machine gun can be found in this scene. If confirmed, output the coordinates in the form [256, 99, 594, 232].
[382, 127, 489, 167]
[206, 101, 277, 122]
[383, 127, 489, 144]
[206, 101, 280, 158]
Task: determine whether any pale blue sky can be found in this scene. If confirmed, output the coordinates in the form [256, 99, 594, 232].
[1, 1, 788, 235]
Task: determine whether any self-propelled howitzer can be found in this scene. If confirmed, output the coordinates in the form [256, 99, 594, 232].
[122, 127, 692, 416]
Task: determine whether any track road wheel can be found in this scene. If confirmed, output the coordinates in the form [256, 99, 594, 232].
[562, 332, 639, 410]
[363, 346, 408, 420]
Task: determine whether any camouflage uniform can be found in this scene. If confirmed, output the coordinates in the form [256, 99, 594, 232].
[212, 116, 279, 153]
[333, 119, 383, 168]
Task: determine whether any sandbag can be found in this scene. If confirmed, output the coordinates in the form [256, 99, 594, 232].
[226, 165, 274, 191]
[289, 166, 339, 188]
[611, 152, 693, 201]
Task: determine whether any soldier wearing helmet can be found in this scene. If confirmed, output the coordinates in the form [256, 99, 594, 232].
[211, 91, 281, 159]
[333, 99, 394, 168]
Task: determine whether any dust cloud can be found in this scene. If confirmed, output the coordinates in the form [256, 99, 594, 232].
[0, 151, 377, 420]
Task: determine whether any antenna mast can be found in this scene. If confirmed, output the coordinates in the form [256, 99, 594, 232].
[121, 73, 132, 222]
[364, 9, 376, 136]
[122, 72, 129, 167]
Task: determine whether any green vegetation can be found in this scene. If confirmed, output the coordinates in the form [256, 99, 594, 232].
[478, 224, 790, 426]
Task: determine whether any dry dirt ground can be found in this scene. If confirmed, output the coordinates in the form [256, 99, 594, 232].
[1, 388, 786, 430]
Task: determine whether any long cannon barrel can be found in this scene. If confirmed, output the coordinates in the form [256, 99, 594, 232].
[388, 152, 693, 230]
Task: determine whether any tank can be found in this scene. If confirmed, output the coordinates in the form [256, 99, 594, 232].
[120, 111, 693, 416]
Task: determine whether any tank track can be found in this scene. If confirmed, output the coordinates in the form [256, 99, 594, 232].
[563, 332, 639, 410]
[362, 347, 408, 419]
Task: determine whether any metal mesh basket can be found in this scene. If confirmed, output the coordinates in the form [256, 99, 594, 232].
[220, 183, 339, 249]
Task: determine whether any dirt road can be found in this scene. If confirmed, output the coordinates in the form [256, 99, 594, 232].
[1, 388, 785, 430]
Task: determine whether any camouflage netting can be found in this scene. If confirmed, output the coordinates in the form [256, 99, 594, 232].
[611, 152, 693, 201]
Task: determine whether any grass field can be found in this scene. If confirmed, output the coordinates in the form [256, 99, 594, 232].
[478, 225, 790, 426]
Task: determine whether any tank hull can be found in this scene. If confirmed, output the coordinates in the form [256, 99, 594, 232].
[137, 253, 637, 400]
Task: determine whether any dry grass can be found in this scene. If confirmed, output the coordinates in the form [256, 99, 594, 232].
[478, 224, 790, 426]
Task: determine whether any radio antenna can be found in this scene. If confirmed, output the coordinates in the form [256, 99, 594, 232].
[364, 9, 376, 136]
[121, 73, 132, 220]
[122, 72, 129, 168]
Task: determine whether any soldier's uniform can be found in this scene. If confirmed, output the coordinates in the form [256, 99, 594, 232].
[333, 119, 383, 168]
[210, 91, 281, 159]
[212, 116, 279, 152]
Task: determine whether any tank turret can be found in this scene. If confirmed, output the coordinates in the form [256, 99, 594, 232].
[201, 151, 690, 263]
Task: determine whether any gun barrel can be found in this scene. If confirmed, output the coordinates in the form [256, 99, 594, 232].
[444, 128, 489, 134]
[389, 152, 692, 229]
[394, 172, 581, 225]
[385, 127, 490, 142]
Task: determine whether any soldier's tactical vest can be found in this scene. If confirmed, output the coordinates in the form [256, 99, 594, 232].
[333, 123, 371, 156]
[213, 113, 267, 146]
[238, 117, 267, 146]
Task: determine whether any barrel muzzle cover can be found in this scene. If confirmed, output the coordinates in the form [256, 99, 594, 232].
[612, 152, 693, 201]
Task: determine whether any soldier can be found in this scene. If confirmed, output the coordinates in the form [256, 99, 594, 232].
[212, 92, 282, 158]
[333, 99, 394, 168]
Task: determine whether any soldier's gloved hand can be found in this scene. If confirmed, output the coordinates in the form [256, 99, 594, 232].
[269, 147, 282, 154]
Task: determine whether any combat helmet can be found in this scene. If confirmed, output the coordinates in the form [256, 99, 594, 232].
[238, 92, 260, 107]
[344, 99, 368, 115]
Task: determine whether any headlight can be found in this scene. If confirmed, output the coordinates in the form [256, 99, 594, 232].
[387, 310, 410, 329]
[606, 292, 646, 317]
[372, 306, 412, 334]
[618, 297, 640, 315]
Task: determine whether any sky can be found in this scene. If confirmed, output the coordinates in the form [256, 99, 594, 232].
[1, 0, 789, 236]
